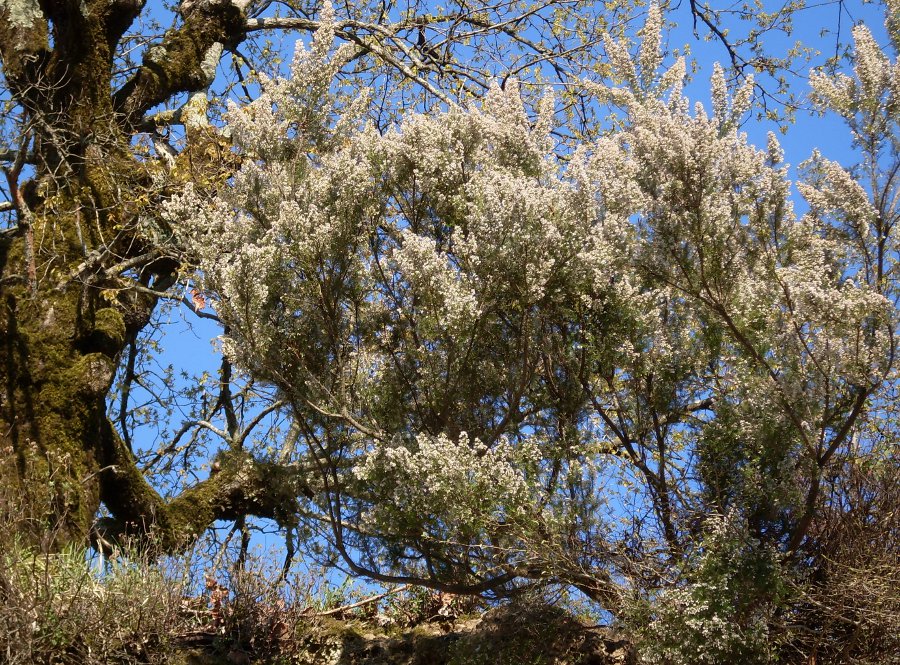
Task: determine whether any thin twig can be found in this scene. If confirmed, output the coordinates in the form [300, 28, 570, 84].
[308, 584, 410, 617]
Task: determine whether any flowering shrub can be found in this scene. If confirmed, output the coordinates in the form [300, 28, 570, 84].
[632, 512, 785, 665]
[163, 1, 900, 658]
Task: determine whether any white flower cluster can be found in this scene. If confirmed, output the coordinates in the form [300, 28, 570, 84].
[392, 229, 479, 332]
[353, 432, 536, 540]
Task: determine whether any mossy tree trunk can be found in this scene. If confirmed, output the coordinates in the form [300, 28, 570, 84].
[0, 0, 303, 550]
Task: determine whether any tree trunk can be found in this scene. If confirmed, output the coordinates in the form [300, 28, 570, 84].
[0, 0, 302, 551]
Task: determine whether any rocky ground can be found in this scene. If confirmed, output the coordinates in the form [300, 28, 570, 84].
[179, 602, 634, 665]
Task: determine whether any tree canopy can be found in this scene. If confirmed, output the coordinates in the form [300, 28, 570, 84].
[1, 0, 898, 662]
